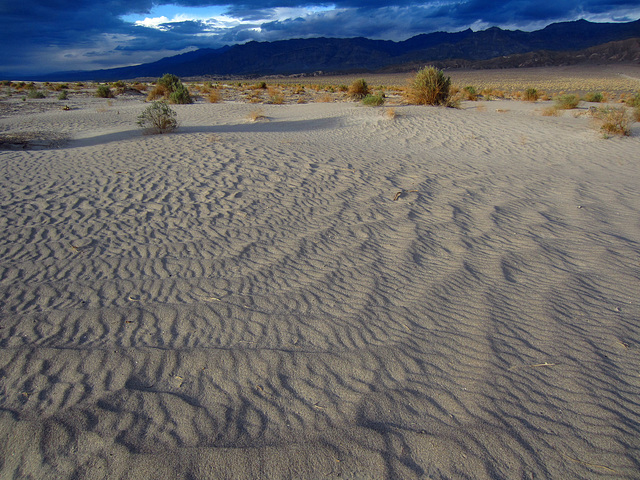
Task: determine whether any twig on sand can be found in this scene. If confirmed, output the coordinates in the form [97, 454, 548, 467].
[508, 362, 556, 371]
[393, 190, 419, 201]
[560, 453, 618, 473]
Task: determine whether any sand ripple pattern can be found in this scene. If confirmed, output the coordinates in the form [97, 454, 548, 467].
[1, 103, 639, 479]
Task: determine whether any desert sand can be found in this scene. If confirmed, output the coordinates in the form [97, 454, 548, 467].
[0, 90, 639, 479]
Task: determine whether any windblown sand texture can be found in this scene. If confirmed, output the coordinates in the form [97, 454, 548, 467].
[1, 96, 639, 479]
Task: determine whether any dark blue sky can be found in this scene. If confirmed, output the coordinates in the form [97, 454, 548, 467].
[1, 1, 639, 76]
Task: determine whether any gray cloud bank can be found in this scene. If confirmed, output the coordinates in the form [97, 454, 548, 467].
[2, 1, 640, 75]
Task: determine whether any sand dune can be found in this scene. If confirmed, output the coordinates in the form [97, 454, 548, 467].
[1, 98, 639, 479]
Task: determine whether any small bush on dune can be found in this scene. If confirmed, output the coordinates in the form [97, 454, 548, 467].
[146, 73, 192, 104]
[168, 83, 192, 104]
[593, 106, 630, 137]
[633, 106, 640, 123]
[96, 85, 113, 98]
[625, 91, 640, 108]
[462, 85, 478, 101]
[554, 94, 580, 109]
[27, 89, 46, 99]
[137, 101, 178, 134]
[584, 92, 604, 103]
[362, 93, 385, 106]
[57, 90, 68, 100]
[348, 79, 370, 100]
[208, 90, 221, 103]
[407, 66, 451, 106]
[523, 88, 539, 101]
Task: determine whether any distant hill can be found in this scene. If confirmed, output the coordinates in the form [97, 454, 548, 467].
[27, 18, 640, 81]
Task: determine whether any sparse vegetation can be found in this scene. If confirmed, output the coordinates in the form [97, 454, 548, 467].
[625, 91, 640, 108]
[592, 106, 630, 137]
[248, 109, 267, 122]
[523, 88, 539, 101]
[208, 90, 221, 103]
[57, 90, 69, 100]
[462, 86, 478, 101]
[554, 94, 580, 109]
[362, 94, 385, 106]
[27, 89, 46, 99]
[147, 74, 193, 104]
[348, 79, 370, 100]
[96, 85, 113, 98]
[407, 66, 451, 106]
[541, 106, 561, 116]
[584, 92, 604, 102]
[137, 101, 178, 134]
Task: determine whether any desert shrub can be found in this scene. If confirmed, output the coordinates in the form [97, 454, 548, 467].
[27, 89, 46, 99]
[541, 106, 560, 116]
[147, 74, 192, 104]
[57, 90, 68, 100]
[554, 94, 580, 109]
[625, 91, 640, 108]
[462, 86, 478, 101]
[523, 88, 539, 101]
[593, 106, 630, 137]
[362, 94, 385, 106]
[208, 90, 221, 103]
[407, 66, 451, 106]
[584, 92, 604, 103]
[633, 106, 640, 123]
[255, 81, 267, 89]
[168, 83, 192, 104]
[338, 84, 348, 92]
[348, 79, 370, 99]
[137, 101, 178, 134]
[96, 85, 113, 98]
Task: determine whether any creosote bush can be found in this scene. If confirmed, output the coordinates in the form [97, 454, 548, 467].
[348, 79, 370, 100]
[27, 89, 46, 99]
[593, 106, 630, 137]
[362, 94, 385, 106]
[147, 73, 192, 104]
[584, 92, 604, 103]
[96, 85, 113, 98]
[137, 101, 178, 134]
[407, 66, 451, 106]
[523, 88, 539, 101]
[554, 94, 580, 109]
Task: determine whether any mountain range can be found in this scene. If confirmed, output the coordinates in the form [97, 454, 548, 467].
[31, 19, 640, 81]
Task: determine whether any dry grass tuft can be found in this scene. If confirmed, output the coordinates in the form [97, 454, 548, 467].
[384, 107, 396, 119]
[247, 109, 267, 122]
[592, 106, 630, 137]
[541, 106, 561, 116]
[208, 90, 221, 103]
[348, 79, 370, 100]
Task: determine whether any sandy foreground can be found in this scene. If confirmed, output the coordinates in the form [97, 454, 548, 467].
[0, 95, 639, 479]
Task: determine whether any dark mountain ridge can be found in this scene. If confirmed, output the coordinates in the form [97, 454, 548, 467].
[20, 18, 640, 81]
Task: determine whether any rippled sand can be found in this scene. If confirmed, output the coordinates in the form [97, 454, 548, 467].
[1, 98, 639, 479]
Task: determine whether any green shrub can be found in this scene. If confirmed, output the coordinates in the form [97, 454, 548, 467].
[137, 101, 178, 134]
[593, 106, 630, 137]
[362, 94, 385, 106]
[148, 73, 192, 104]
[554, 94, 580, 109]
[96, 85, 113, 98]
[584, 92, 604, 103]
[407, 66, 451, 106]
[256, 81, 267, 89]
[168, 83, 192, 104]
[625, 91, 640, 108]
[462, 85, 478, 100]
[27, 89, 46, 99]
[348, 79, 370, 99]
[523, 88, 539, 101]
[57, 90, 68, 100]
